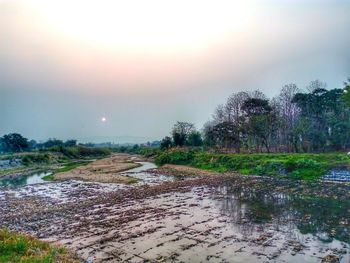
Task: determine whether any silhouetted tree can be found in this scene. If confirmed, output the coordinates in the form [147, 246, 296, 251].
[160, 136, 173, 150]
[1, 133, 29, 152]
[172, 122, 195, 146]
[186, 131, 203, 147]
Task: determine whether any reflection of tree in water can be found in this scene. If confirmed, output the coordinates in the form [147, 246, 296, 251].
[213, 183, 350, 243]
[293, 197, 350, 243]
[0, 175, 28, 187]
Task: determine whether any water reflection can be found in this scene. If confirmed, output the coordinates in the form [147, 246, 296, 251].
[0, 172, 51, 188]
[121, 161, 176, 185]
[214, 183, 350, 244]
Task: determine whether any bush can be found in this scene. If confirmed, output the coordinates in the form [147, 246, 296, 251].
[21, 153, 50, 165]
[48, 146, 111, 159]
[155, 148, 195, 165]
[154, 149, 350, 180]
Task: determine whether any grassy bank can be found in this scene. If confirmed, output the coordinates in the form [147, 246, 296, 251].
[155, 149, 350, 180]
[0, 229, 78, 263]
[0, 146, 111, 179]
[42, 160, 92, 181]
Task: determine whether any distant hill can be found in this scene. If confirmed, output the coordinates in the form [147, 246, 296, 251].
[77, 136, 158, 145]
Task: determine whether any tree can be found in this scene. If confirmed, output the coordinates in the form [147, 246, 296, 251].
[186, 131, 203, 147]
[1, 133, 29, 152]
[342, 78, 350, 106]
[172, 122, 195, 147]
[242, 98, 274, 152]
[273, 84, 301, 152]
[292, 82, 350, 152]
[64, 140, 77, 147]
[43, 139, 64, 148]
[28, 139, 37, 150]
[160, 136, 173, 150]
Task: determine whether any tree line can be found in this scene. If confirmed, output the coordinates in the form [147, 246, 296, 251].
[162, 79, 350, 153]
[0, 134, 77, 153]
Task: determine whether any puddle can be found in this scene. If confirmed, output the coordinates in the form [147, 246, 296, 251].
[323, 169, 350, 182]
[122, 162, 176, 185]
[0, 171, 51, 187]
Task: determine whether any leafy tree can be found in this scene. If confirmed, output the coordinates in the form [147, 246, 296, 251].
[160, 136, 173, 150]
[1, 133, 29, 152]
[172, 122, 195, 146]
[242, 98, 275, 152]
[43, 139, 64, 148]
[186, 131, 203, 147]
[342, 78, 350, 106]
[64, 140, 77, 147]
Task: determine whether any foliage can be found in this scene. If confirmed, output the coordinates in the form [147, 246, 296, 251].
[0, 133, 29, 153]
[156, 148, 196, 166]
[48, 146, 111, 159]
[112, 145, 160, 157]
[155, 149, 350, 180]
[342, 78, 350, 106]
[185, 131, 203, 147]
[203, 79, 350, 153]
[171, 121, 195, 146]
[160, 136, 173, 150]
[0, 229, 78, 263]
[21, 153, 50, 165]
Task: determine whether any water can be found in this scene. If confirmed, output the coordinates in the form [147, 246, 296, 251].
[323, 169, 350, 182]
[0, 162, 174, 201]
[0, 171, 51, 187]
[121, 161, 175, 185]
[1, 162, 349, 262]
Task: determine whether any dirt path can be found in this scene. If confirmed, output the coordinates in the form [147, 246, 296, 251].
[54, 154, 143, 184]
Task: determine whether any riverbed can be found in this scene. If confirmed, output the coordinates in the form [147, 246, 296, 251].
[0, 161, 349, 262]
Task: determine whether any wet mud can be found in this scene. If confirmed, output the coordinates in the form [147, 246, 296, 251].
[0, 165, 349, 262]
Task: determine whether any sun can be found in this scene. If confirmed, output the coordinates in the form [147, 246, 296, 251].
[101, 117, 107, 123]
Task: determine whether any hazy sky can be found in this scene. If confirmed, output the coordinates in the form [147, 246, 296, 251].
[1, 0, 350, 142]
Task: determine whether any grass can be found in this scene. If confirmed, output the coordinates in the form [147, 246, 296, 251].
[126, 177, 139, 184]
[42, 161, 92, 181]
[0, 229, 78, 263]
[155, 149, 350, 180]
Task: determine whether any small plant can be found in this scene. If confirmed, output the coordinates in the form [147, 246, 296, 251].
[0, 229, 78, 263]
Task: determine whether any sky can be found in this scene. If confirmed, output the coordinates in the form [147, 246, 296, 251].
[1, 0, 350, 142]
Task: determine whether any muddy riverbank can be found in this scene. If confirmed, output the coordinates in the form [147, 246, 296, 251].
[53, 154, 145, 184]
[0, 170, 349, 262]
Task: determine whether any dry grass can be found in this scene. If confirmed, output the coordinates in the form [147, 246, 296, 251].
[54, 154, 141, 183]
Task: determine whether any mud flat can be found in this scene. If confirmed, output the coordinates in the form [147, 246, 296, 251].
[0, 172, 349, 263]
[53, 154, 142, 184]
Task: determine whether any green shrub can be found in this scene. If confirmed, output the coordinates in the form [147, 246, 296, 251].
[21, 154, 50, 165]
[154, 149, 350, 180]
[155, 148, 195, 165]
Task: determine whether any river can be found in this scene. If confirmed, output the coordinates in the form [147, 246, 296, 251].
[0, 161, 349, 262]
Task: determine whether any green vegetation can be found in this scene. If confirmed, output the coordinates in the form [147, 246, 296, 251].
[112, 145, 160, 157]
[45, 145, 111, 159]
[0, 229, 78, 263]
[155, 149, 350, 180]
[0, 146, 111, 180]
[42, 161, 92, 181]
[21, 154, 51, 165]
[126, 177, 139, 184]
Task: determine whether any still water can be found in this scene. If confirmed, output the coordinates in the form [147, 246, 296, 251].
[0, 172, 51, 187]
